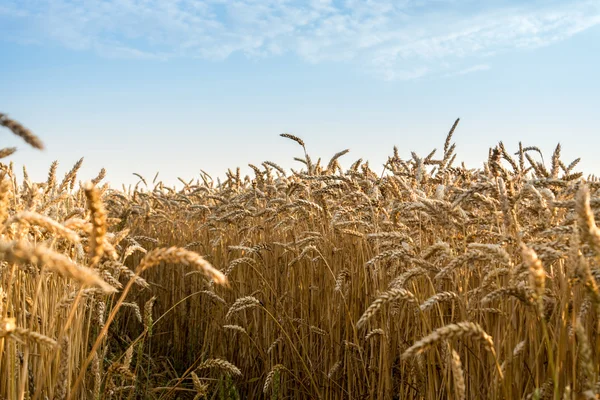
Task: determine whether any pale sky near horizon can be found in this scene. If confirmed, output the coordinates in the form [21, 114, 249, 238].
[1, 0, 599, 188]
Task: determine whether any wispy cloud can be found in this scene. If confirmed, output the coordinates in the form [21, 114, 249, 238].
[1, 0, 599, 79]
[452, 64, 491, 76]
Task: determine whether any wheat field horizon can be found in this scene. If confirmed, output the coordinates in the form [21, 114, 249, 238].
[2, 113, 600, 399]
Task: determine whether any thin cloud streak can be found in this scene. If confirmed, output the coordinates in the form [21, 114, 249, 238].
[452, 64, 491, 76]
[1, 0, 599, 79]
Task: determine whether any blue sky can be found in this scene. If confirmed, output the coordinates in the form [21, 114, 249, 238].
[1, 0, 599, 187]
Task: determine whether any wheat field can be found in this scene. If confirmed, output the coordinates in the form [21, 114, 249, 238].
[1, 112, 600, 399]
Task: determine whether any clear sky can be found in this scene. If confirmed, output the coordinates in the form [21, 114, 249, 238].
[1, 0, 599, 187]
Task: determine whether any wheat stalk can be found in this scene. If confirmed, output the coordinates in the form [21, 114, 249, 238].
[0, 240, 115, 293]
[196, 358, 242, 377]
[0, 113, 44, 149]
[357, 288, 417, 329]
[402, 321, 497, 363]
[450, 348, 466, 400]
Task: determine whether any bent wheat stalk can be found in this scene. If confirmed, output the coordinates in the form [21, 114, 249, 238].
[0, 240, 115, 293]
[68, 247, 227, 398]
[357, 288, 417, 329]
[402, 321, 504, 380]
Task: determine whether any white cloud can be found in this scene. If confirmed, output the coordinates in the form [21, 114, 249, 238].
[2, 0, 599, 79]
[453, 64, 491, 76]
